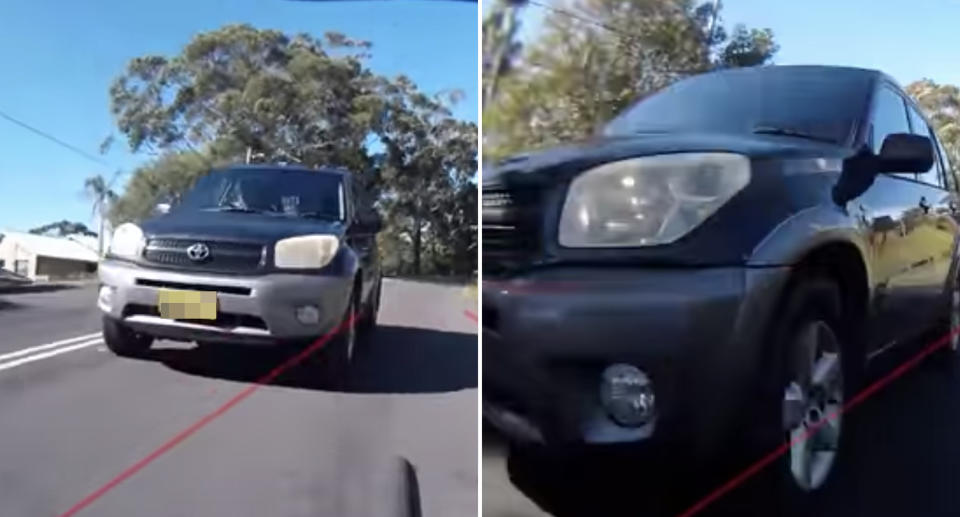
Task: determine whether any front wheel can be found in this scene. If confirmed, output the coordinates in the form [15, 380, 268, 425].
[102, 316, 153, 357]
[933, 279, 960, 368]
[360, 275, 382, 332]
[317, 290, 361, 389]
[752, 277, 858, 513]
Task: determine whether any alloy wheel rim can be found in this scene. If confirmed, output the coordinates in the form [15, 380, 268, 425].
[782, 320, 843, 491]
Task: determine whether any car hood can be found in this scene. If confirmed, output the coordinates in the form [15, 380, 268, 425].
[484, 132, 852, 187]
[141, 211, 345, 243]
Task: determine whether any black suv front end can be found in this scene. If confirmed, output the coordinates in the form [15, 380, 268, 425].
[482, 171, 793, 459]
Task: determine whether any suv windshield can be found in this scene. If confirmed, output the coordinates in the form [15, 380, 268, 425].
[178, 169, 344, 221]
[602, 66, 874, 145]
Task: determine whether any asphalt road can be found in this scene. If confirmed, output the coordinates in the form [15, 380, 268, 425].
[483, 334, 960, 517]
[0, 279, 477, 517]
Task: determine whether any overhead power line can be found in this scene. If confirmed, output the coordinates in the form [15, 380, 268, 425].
[525, 0, 634, 40]
[0, 110, 112, 168]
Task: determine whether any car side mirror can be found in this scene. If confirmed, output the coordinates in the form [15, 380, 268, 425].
[834, 134, 936, 206]
[355, 211, 383, 233]
[877, 133, 934, 173]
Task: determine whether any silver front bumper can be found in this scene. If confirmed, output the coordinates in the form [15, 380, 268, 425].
[98, 260, 353, 344]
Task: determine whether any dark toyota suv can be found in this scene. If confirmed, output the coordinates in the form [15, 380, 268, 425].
[98, 165, 383, 386]
[482, 65, 960, 505]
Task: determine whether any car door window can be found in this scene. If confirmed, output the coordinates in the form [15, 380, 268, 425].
[907, 105, 943, 187]
[936, 135, 958, 192]
[871, 86, 915, 180]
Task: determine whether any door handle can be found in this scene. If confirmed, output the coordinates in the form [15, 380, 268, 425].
[919, 196, 931, 213]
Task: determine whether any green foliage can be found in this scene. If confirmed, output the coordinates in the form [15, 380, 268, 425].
[106, 24, 477, 276]
[906, 79, 960, 171]
[378, 76, 478, 275]
[108, 25, 379, 170]
[718, 25, 778, 68]
[83, 174, 117, 214]
[110, 151, 214, 223]
[484, 0, 779, 160]
[83, 173, 119, 255]
[29, 221, 97, 237]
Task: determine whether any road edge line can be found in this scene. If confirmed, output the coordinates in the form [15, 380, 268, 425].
[0, 332, 102, 363]
[0, 338, 104, 372]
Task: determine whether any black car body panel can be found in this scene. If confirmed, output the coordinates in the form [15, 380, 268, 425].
[482, 65, 960, 456]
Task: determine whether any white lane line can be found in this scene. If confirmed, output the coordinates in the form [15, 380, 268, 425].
[0, 338, 104, 372]
[0, 332, 102, 363]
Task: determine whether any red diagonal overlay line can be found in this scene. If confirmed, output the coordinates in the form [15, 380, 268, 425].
[54, 300, 485, 517]
[464, 309, 478, 322]
[676, 327, 960, 517]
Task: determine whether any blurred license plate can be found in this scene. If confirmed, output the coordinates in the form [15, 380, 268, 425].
[157, 289, 217, 320]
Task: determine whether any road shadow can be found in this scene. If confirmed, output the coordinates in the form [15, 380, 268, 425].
[0, 299, 29, 311]
[0, 283, 81, 295]
[146, 324, 477, 394]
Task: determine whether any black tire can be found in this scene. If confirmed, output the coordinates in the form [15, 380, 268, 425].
[102, 316, 153, 357]
[932, 276, 960, 369]
[318, 289, 361, 390]
[746, 276, 860, 515]
[360, 275, 382, 333]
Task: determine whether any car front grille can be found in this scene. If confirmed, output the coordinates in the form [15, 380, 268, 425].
[482, 186, 544, 275]
[142, 238, 265, 274]
[123, 304, 268, 330]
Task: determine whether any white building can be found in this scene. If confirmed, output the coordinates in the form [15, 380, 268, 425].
[0, 231, 100, 281]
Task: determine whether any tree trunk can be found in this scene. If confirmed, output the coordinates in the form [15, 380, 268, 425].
[412, 202, 422, 276]
[484, 3, 517, 105]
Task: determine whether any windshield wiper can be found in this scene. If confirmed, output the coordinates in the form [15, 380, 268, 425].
[295, 212, 339, 221]
[752, 125, 837, 144]
[204, 206, 267, 214]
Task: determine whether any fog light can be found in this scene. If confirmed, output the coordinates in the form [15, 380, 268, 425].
[98, 285, 115, 312]
[295, 305, 320, 325]
[600, 364, 656, 427]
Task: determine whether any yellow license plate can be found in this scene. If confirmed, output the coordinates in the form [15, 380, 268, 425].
[157, 289, 217, 320]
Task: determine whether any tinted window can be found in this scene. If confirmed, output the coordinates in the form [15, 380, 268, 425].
[178, 168, 344, 220]
[871, 87, 914, 179]
[603, 66, 872, 144]
[907, 105, 942, 186]
[937, 136, 957, 192]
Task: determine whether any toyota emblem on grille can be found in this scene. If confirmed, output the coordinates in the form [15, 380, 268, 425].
[186, 242, 210, 262]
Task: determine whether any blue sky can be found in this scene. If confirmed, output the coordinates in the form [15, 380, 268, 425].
[0, 0, 477, 232]
[513, 0, 960, 88]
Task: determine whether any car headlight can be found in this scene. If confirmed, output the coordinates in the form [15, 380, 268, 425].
[109, 223, 145, 258]
[274, 235, 340, 269]
[558, 153, 751, 247]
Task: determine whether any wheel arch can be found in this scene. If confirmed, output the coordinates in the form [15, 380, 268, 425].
[790, 241, 871, 340]
[749, 205, 875, 334]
